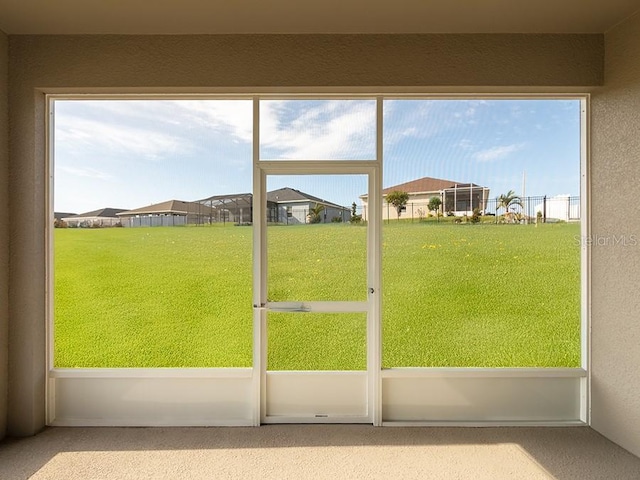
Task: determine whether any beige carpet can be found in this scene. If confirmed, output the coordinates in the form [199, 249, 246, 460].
[1, 426, 639, 479]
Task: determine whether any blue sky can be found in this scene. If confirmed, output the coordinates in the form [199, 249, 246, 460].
[54, 98, 581, 214]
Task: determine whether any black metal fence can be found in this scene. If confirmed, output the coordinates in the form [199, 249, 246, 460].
[375, 195, 580, 223]
[484, 195, 580, 222]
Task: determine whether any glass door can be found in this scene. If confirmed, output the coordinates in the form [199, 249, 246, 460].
[261, 173, 372, 423]
[252, 97, 381, 423]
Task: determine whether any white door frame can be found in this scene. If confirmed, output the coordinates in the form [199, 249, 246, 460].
[251, 97, 383, 425]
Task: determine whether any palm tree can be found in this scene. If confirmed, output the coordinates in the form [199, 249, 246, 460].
[308, 203, 324, 224]
[497, 190, 523, 214]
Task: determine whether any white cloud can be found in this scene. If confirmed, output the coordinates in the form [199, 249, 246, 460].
[260, 100, 376, 160]
[474, 143, 525, 162]
[384, 99, 493, 145]
[381, 100, 439, 145]
[58, 166, 113, 180]
[55, 100, 254, 159]
[55, 116, 184, 160]
[170, 100, 253, 143]
[457, 139, 474, 150]
[400, 127, 418, 137]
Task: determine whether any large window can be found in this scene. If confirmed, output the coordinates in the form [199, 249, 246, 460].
[381, 99, 582, 367]
[49, 95, 587, 426]
[52, 97, 583, 369]
[53, 99, 254, 367]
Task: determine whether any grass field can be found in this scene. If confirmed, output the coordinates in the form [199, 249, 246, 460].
[54, 222, 580, 369]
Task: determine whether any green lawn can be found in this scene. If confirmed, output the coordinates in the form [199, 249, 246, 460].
[382, 222, 580, 367]
[54, 222, 580, 369]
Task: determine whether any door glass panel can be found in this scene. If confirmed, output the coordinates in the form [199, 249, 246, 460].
[260, 99, 376, 160]
[267, 175, 367, 301]
[381, 99, 582, 367]
[267, 313, 367, 371]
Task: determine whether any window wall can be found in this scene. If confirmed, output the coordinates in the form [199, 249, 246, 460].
[49, 95, 586, 426]
[53, 97, 583, 369]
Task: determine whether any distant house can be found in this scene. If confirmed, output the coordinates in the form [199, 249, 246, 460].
[119, 190, 345, 228]
[62, 208, 127, 227]
[360, 176, 490, 221]
[198, 193, 279, 224]
[267, 187, 350, 224]
[117, 200, 216, 227]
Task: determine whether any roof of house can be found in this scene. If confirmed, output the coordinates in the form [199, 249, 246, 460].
[118, 200, 215, 216]
[64, 208, 127, 219]
[199, 193, 280, 210]
[200, 193, 252, 203]
[198, 192, 278, 215]
[382, 177, 461, 195]
[267, 187, 346, 210]
[443, 183, 484, 190]
[54, 212, 76, 220]
[360, 177, 487, 198]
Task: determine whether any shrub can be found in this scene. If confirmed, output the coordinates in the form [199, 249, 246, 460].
[331, 216, 342, 223]
[471, 208, 481, 224]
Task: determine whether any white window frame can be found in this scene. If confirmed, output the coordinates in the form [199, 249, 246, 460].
[45, 92, 589, 427]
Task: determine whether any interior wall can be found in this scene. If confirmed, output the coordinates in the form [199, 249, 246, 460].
[0, 28, 8, 441]
[7, 33, 603, 436]
[590, 12, 640, 458]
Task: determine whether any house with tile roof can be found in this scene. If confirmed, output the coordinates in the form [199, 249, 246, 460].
[267, 187, 350, 224]
[62, 208, 127, 227]
[360, 176, 490, 221]
[117, 200, 216, 227]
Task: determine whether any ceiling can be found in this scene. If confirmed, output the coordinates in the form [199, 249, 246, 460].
[0, 0, 639, 35]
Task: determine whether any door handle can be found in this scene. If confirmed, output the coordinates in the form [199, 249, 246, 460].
[268, 302, 311, 313]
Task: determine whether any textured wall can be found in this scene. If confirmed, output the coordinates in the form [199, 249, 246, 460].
[9, 34, 603, 88]
[7, 33, 603, 436]
[0, 29, 8, 441]
[591, 13, 640, 458]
